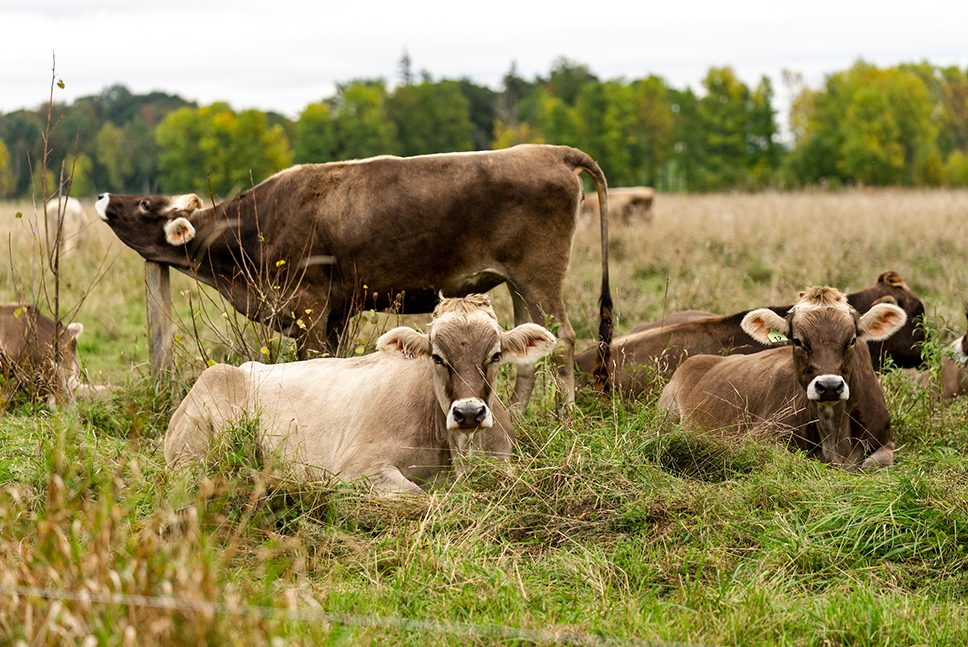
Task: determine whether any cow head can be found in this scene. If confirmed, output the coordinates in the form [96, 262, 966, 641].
[95, 193, 203, 266]
[848, 271, 926, 369]
[377, 294, 557, 440]
[742, 287, 906, 466]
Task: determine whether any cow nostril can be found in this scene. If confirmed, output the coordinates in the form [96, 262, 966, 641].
[452, 409, 466, 424]
[474, 408, 488, 424]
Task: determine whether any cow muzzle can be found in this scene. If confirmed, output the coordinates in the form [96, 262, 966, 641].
[95, 194, 111, 221]
[807, 375, 849, 403]
[447, 398, 493, 430]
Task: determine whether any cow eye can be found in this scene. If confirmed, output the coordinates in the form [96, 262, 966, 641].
[432, 354, 444, 366]
[490, 352, 502, 364]
[139, 200, 150, 210]
[792, 338, 803, 348]
[846, 337, 856, 349]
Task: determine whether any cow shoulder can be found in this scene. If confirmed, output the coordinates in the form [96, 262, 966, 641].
[165, 363, 251, 467]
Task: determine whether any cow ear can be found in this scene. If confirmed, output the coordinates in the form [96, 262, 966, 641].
[377, 327, 431, 360]
[501, 323, 558, 365]
[741, 308, 790, 345]
[858, 303, 907, 342]
[66, 322, 84, 339]
[164, 217, 196, 245]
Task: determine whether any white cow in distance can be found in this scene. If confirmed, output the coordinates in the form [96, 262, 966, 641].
[43, 197, 90, 254]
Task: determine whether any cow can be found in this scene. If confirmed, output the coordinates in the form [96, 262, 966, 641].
[581, 186, 654, 226]
[916, 302, 968, 399]
[0, 303, 105, 404]
[95, 144, 613, 408]
[576, 271, 925, 396]
[164, 294, 558, 494]
[43, 196, 90, 255]
[657, 287, 906, 469]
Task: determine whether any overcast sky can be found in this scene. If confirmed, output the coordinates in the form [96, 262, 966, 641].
[3, 0, 967, 137]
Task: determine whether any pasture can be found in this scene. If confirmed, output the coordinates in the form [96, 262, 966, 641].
[2, 189, 968, 645]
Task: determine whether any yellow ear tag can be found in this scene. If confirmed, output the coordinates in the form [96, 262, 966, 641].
[768, 331, 788, 343]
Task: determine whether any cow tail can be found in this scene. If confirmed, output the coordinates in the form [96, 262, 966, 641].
[569, 148, 613, 395]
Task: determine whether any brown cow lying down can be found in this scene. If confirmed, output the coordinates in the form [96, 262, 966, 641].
[165, 295, 557, 494]
[0, 303, 107, 404]
[577, 271, 924, 396]
[580, 186, 654, 225]
[658, 287, 906, 469]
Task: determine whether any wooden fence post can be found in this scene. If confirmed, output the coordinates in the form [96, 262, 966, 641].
[145, 261, 173, 378]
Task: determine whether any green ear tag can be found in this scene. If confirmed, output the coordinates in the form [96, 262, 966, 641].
[768, 331, 788, 343]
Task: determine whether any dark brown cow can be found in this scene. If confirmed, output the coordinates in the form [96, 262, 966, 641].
[95, 145, 612, 407]
[576, 271, 925, 396]
[165, 294, 558, 494]
[658, 287, 905, 469]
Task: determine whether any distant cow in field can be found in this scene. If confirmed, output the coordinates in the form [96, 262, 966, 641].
[576, 271, 925, 396]
[581, 186, 654, 225]
[44, 197, 90, 254]
[658, 287, 905, 469]
[165, 294, 558, 494]
[0, 303, 105, 404]
[96, 144, 613, 407]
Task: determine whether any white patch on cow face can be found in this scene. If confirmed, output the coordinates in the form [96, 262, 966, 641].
[95, 194, 110, 221]
[164, 217, 196, 246]
[806, 374, 850, 402]
[446, 397, 493, 430]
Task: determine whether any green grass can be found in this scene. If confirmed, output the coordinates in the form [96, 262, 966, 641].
[4, 190, 968, 644]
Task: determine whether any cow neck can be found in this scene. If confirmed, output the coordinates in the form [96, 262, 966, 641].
[812, 400, 849, 465]
[182, 201, 260, 290]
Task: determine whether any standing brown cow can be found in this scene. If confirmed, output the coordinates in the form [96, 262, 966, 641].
[96, 145, 612, 407]
[658, 287, 906, 469]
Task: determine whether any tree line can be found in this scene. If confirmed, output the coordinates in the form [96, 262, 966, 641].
[1, 57, 967, 200]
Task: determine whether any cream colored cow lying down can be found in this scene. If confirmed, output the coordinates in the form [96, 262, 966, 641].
[165, 295, 557, 494]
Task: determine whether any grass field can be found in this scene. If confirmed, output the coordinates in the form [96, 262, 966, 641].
[2, 189, 968, 645]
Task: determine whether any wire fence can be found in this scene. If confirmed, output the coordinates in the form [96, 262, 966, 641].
[1, 584, 714, 647]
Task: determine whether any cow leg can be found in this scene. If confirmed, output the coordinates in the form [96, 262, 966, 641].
[509, 289, 537, 412]
[293, 307, 337, 360]
[861, 441, 895, 469]
[509, 287, 575, 411]
[368, 466, 426, 496]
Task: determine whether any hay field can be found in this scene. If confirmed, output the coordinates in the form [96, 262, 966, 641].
[2, 190, 968, 645]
